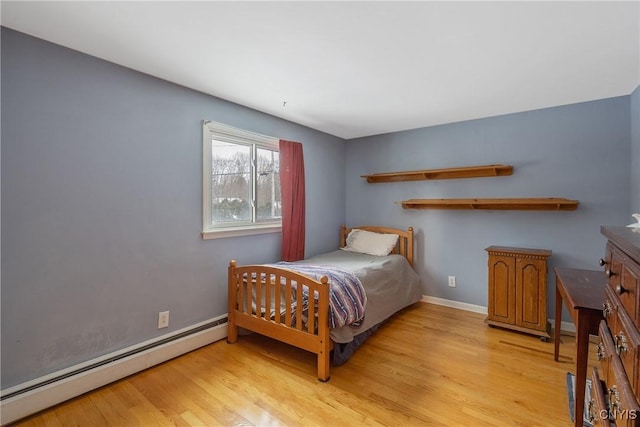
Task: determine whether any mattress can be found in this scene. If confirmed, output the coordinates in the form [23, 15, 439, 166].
[295, 249, 423, 343]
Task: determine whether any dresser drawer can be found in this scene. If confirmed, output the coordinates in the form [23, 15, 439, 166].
[606, 243, 623, 285]
[608, 246, 638, 322]
[603, 241, 616, 271]
[598, 321, 640, 426]
[622, 261, 640, 326]
[600, 320, 617, 385]
[613, 304, 640, 396]
[590, 367, 610, 426]
[602, 348, 640, 426]
[606, 285, 621, 338]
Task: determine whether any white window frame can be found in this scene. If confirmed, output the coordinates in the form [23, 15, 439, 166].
[202, 120, 282, 240]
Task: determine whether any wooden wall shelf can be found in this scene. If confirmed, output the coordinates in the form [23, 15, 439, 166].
[400, 198, 579, 211]
[362, 164, 513, 183]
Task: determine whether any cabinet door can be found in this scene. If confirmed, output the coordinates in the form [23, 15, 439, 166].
[488, 255, 516, 324]
[515, 257, 547, 331]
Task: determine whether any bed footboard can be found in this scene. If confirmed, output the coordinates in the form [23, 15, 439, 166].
[227, 260, 332, 381]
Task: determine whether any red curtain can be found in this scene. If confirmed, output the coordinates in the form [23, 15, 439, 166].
[279, 139, 305, 261]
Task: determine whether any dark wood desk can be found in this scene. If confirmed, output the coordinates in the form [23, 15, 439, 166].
[553, 267, 606, 427]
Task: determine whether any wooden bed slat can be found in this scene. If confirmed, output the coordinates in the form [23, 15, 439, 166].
[274, 274, 282, 324]
[295, 283, 303, 331]
[255, 274, 263, 319]
[285, 277, 292, 327]
[263, 276, 270, 320]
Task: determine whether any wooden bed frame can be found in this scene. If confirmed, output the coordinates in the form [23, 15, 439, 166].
[227, 225, 414, 381]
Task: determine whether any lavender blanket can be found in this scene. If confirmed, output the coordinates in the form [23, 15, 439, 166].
[265, 262, 367, 329]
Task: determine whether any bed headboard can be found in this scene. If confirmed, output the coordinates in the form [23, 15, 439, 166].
[340, 224, 415, 267]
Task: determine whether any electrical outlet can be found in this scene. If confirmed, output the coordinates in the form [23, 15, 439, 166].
[448, 276, 456, 287]
[158, 311, 169, 329]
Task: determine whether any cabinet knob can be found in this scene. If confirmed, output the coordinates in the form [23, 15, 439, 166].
[603, 301, 613, 317]
[616, 284, 628, 295]
[606, 269, 616, 278]
[615, 332, 628, 355]
[608, 386, 621, 410]
[587, 400, 596, 423]
[599, 258, 608, 266]
[597, 342, 606, 360]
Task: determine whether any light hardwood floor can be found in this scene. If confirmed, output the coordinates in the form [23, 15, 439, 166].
[15, 302, 597, 426]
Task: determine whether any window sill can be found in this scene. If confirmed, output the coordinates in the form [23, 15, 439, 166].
[201, 224, 282, 240]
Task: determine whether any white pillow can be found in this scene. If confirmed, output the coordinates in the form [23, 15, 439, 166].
[342, 229, 399, 256]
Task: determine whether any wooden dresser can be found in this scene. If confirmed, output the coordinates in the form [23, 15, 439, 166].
[594, 226, 640, 425]
[485, 246, 552, 340]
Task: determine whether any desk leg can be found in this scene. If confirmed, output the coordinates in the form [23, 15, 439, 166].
[574, 314, 589, 427]
[554, 278, 562, 361]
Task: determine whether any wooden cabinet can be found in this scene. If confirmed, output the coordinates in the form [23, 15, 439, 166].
[485, 246, 552, 339]
[592, 226, 640, 426]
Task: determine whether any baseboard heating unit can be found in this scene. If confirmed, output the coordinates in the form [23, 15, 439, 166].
[0, 316, 228, 426]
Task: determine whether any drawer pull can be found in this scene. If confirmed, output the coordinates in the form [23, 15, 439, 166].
[608, 386, 620, 410]
[603, 301, 613, 317]
[597, 342, 606, 360]
[606, 269, 616, 278]
[615, 284, 628, 295]
[599, 258, 608, 266]
[587, 399, 596, 423]
[615, 332, 628, 355]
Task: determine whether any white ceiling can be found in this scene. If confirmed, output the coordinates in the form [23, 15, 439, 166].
[2, 1, 639, 139]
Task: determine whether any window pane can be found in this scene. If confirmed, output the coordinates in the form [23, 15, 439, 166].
[256, 147, 281, 221]
[210, 140, 251, 224]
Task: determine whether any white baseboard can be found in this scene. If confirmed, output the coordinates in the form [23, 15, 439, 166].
[421, 295, 488, 314]
[549, 319, 577, 334]
[420, 295, 577, 335]
[0, 317, 228, 426]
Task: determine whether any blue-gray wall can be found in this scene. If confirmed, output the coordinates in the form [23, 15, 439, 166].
[346, 97, 632, 314]
[1, 28, 346, 388]
[632, 85, 640, 213]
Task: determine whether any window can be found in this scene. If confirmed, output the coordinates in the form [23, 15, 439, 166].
[202, 121, 281, 239]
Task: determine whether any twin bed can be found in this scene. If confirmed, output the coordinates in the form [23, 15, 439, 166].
[227, 225, 422, 381]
